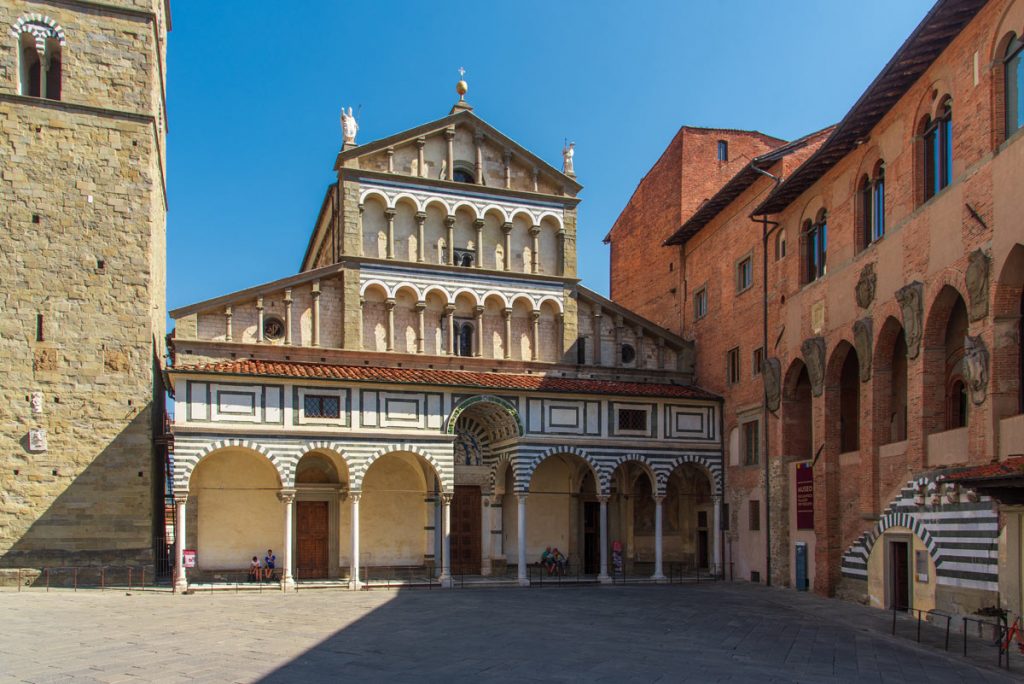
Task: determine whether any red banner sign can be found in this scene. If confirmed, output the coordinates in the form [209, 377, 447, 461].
[796, 463, 814, 530]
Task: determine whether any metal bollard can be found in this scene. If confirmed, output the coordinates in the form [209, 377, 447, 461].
[128, 567, 133, 592]
[101, 567, 105, 591]
[45, 568, 49, 592]
[17, 568, 21, 593]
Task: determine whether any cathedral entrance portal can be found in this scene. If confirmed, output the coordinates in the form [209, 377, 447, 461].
[296, 501, 329, 579]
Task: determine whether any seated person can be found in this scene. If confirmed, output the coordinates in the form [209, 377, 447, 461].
[551, 548, 566, 576]
[263, 549, 276, 580]
[540, 546, 553, 574]
[248, 556, 260, 582]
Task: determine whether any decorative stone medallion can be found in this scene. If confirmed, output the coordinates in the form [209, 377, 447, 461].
[855, 262, 876, 309]
[801, 337, 826, 398]
[895, 281, 924, 359]
[963, 335, 989, 405]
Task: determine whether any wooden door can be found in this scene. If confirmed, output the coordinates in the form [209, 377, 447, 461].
[890, 540, 910, 611]
[451, 485, 481, 575]
[296, 501, 329, 580]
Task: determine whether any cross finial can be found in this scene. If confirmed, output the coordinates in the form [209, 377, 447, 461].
[458, 66, 465, 79]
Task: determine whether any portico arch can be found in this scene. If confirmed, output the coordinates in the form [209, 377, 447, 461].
[292, 450, 349, 580]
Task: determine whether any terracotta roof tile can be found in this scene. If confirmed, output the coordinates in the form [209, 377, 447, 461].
[170, 359, 719, 400]
[941, 456, 1024, 483]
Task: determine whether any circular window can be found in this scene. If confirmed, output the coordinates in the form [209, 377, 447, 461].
[263, 316, 285, 341]
[621, 343, 636, 364]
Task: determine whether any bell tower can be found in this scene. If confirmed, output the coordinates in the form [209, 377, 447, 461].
[0, 1, 170, 571]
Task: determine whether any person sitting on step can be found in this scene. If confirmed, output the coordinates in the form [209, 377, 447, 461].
[263, 549, 276, 580]
[248, 556, 261, 582]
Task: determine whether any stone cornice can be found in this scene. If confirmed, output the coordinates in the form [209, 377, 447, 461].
[343, 168, 582, 208]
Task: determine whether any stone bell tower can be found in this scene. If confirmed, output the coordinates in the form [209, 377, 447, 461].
[0, 1, 170, 572]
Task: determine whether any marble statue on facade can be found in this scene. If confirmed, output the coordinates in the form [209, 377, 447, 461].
[562, 141, 575, 176]
[341, 106, 359, 146]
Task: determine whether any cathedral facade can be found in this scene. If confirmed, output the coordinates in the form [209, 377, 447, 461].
[167, 89, 724, 589]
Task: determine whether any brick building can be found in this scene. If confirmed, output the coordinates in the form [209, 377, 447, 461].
[611, 0, 1024, 622]
[0, 1, 169, 575]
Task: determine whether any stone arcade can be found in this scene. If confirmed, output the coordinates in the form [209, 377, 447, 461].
[166, 87, 725, 590]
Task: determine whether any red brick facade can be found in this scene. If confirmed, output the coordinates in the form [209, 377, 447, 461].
[605, 128, 783, 332]
[610, 0, 1024, 619]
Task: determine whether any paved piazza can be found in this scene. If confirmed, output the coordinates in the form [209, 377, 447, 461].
[0, 583, 1015, 683]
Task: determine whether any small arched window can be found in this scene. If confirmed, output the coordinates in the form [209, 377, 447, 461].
[857, 161, 885, 251]
[803, 210, 827, 283]
[922, 98, 953, 201]
[13, 17, 65, 101]
[453, 162, 475, 184]
[455, 321, 473, 357]
[1005, 34, 1024, 139]
[774, 230, 786, 260]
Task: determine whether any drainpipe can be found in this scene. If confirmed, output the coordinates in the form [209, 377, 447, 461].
[749, 165, 781, 587]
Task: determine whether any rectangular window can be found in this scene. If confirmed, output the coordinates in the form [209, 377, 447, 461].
[304, 394, 341, 419]
[743, 420, 760, 465]
[576, 336, 587, 365]
[748, 500, 761, 531]
[752, 347, 764, 376]
[694, 287, 708, 320]
[617, 408, 647, 432]
[717, 140, 729, 162]
[727, 347, 740, 385]
[737, 257, 753, 292]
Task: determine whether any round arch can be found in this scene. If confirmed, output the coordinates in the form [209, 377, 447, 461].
[656, 454, 722, 496]
[353, 444, 447, 491]
[445, 394, 524, 437]
[179, 439, 282, 490]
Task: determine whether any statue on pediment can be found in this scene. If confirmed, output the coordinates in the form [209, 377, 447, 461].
[340, 106, 359, 146]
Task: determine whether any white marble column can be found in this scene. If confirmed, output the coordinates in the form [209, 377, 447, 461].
[592, 308, 602, 366]
[415, 301, 426, 354]
[503, 150, 512, 189]
[712, 494, 723, 575]
[280, 490, 296, 591]
[445, 216, 456, 266]
[384, 298, 396, 352]
[473, 306, 484, 358]
[224, 305, 233, 342]
[598, 495, 611, 583]
[384, 208, 396, 259]
[501, 223, 513, 271]
[440, 493, 453, 587]
[481, 497, 492, 576]
[652, 495, 666, 581]
[256, 296, 265, 343]
[173, 493, 188, 593]
[283, 289, 293, 345]
[415, 212, 426, 262]
[529, 226, 540, 273]
[311, 281, 321, 347]
[503, 308, 513, 360]
[444, 128, 455, 181]
[474, 131, 485, 185]
[517, 493, 529, 586]
[473, 219, 484, 268]
[445, 305, 456, 355]
[530, 310, 540, 361]
[350, 492, 362, 590]
[416, 137, 426, 177]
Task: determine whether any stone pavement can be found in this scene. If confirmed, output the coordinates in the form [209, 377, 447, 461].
[0, 583, 1017, 683]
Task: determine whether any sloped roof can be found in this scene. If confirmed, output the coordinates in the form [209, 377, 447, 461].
[664, 126, 835, 246]
[169, 359, 719, 400]
[940, 456, 1024, 483]
[753, 0, 986, 216]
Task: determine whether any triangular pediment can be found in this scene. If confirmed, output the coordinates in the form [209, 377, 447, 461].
[336, 109, 581, 196]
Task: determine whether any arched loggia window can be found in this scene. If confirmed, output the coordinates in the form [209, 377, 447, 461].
[803, 209, 827, 283]
[1006, 34, 1024, 139]
[922, 98, 953, 202]
[13, 17, 65, 100]
[453, 320, 473, 357]
[858, 161, 885, 250]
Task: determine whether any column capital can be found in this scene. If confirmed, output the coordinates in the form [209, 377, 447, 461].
[445, 215, 457, 228]
[349, 490, 362, 503]
[416, 137, 426, 149]
[473, 217, 485, 229]
[311, 280, 321, 297]
[473, 305, 485, 317]
[383, 207, 396, 219]
[530, 309, 541, 321]
[441, 492, 454, 504]
[502, 307, 513, 319]
[501, 222, 513, 234]
[358, 202, 365, 214]
[283, 288, 293, 304]
[653, 494, 666, 504]
[474, 129, 485, 144]
[278, 489, 296, 504]
[444, 127, 456, 141]
[224, 305, 232, 316]
[386, 147, 395, 157]
[173, 493, 188, 506]
[444, 304, 456, 316]
[414, 300, 427, 312]
[529, 225, 540, 237]
[711, 494, 723, 504]
[593, 306, 602, 318]
[597, 494, 610, 504]
[384, 298, 396, 310]
[414, 211, 427, 223]
[515, 492, 528, 502]
[255, 295, 264, 311]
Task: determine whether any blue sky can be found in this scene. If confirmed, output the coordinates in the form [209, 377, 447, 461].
[166, 0, 935, 315]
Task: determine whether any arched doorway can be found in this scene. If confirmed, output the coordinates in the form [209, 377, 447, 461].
[874, 317, 909, 446]
[359, 451, 439, 576]
[448, 396, 523, 575]
[525, 452, 601, 576]
[782, 360, 813, 461]
[293, 451, 347, 580]
[188, 447, 283, 577]
[608, 460, 658, 575]
[663, 463, 714, 572]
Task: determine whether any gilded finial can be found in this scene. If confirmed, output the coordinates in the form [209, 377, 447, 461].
[456, 66, 468, 100]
